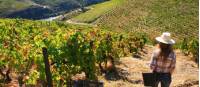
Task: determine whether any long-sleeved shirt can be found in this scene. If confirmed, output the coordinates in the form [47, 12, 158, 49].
[150, 49, 176, 73]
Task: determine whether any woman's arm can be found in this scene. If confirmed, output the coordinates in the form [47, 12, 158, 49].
[150, 51, 158, 71]
[170, 53, 176, 74]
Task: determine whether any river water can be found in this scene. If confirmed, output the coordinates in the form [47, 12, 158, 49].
[41, 15, 61, 21]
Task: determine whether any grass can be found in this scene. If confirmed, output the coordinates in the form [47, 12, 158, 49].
[96, 0, 198, 42]
[71, 0, 125, 23]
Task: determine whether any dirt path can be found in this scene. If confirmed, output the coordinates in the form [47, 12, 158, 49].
[66, 20, 96, 26]
[100, 45, 199, 87]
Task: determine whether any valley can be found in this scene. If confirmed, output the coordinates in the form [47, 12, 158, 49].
[0, 0, 107, 19]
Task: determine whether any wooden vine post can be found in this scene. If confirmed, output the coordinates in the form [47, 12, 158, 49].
[42, 47, 53, 87]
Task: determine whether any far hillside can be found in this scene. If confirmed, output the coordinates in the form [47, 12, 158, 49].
[0, 0, 107, 19]
[70, 0, 124, 23]
[93, 0, 198, 42]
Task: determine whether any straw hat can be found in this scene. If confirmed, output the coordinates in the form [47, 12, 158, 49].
[155, 32, 175, 44]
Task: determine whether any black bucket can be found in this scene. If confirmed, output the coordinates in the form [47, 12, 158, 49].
[67, 80, 104, 87]
[142, 73, 156, 87]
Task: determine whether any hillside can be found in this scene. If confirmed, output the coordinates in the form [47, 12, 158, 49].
[94, 0, 198, 42]
[0, 0, 198, 86]
[0, 0, 32, 16]
[70, 0, 124, 23]
[0, 18, 150, 86]
[0, 0, 106, 19]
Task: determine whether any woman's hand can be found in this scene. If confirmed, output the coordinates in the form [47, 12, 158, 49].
[170, 69, 174, 75]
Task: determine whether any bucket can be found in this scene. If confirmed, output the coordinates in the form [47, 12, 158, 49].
[142, 73, 156, 87]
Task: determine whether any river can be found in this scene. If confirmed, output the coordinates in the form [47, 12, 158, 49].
[41, 15, 61, 21]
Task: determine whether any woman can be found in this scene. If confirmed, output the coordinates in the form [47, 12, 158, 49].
[150, 32, 176, 87]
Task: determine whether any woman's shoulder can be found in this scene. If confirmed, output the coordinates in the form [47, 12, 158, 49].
[153, 44, 160, 52]
[153, 48, 160, 53]
[152, 49, 160, 56]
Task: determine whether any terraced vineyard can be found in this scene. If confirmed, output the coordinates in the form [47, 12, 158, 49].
[0, 19, 148, 86]
[96, 0, 198, 42]
[71, 0, 124, 23]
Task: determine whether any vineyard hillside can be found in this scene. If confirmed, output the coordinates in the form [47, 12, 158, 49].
[0, 0, 199, 86]
[94, 0, 198, 42]
[0, 18, 149, 86]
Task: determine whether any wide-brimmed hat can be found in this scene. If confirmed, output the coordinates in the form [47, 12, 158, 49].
[155, 32, 175, 44]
